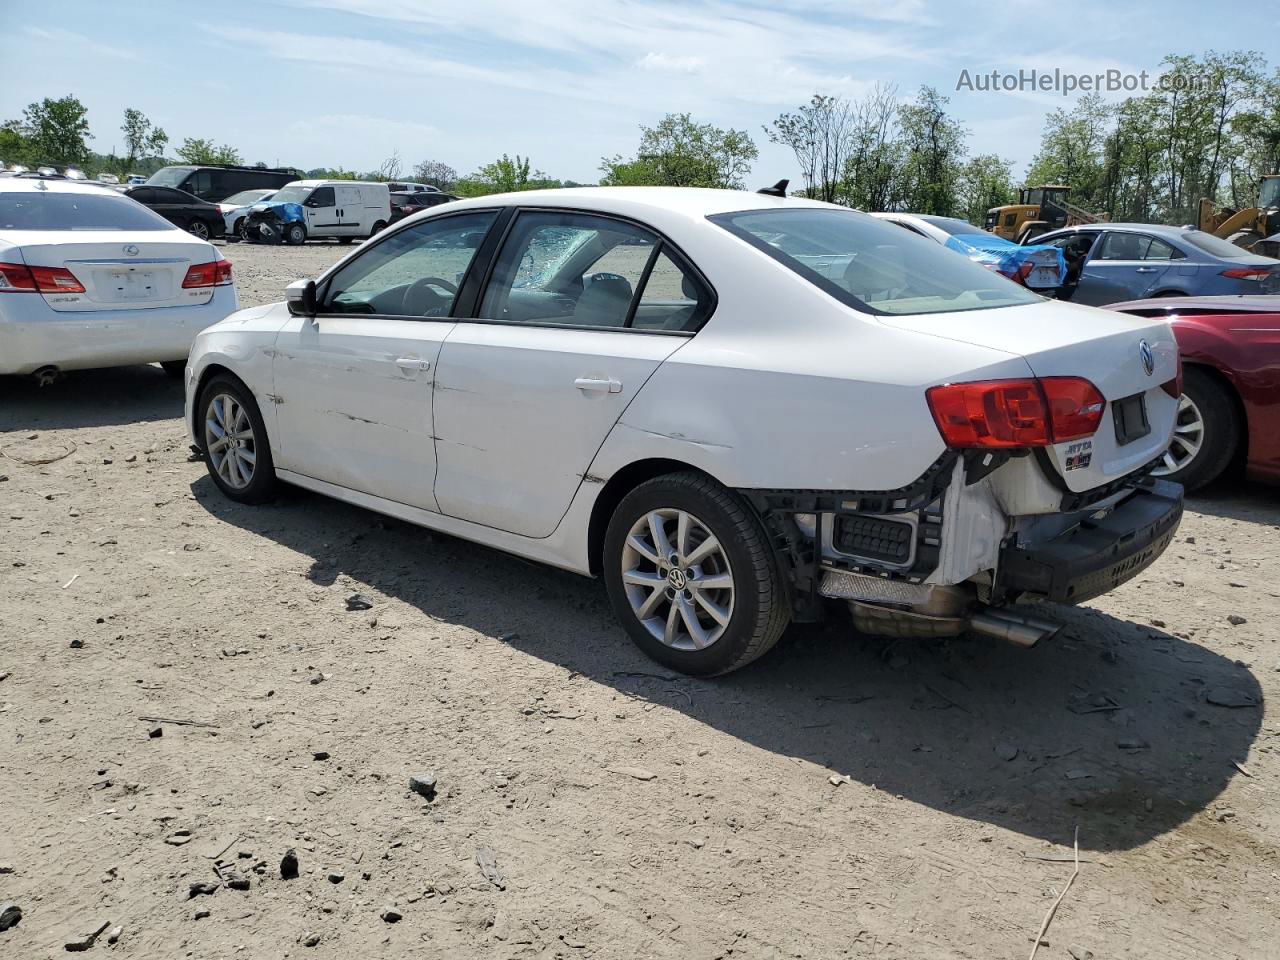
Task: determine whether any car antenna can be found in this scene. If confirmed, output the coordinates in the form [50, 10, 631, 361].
[756, 179, 789, 197]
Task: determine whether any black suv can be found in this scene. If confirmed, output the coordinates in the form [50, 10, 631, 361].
[386, 190, 458, 228]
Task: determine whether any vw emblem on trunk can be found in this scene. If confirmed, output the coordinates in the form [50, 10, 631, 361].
[1139, 339, 1154, 376]
[123, 244, 139, 257]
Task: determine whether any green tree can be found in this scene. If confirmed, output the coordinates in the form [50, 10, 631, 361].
[956, 153, 1016, 225]
[176, 137, 242, 165]
[0, 119, 32, 166]
[412, 159, 458, 191]
[601, 113, 758, 189]
[766, 95, 856, 202]
[120, 108, 168, 176]
[23, 95, 91, 167]
[895, 86, 966, 216]
[455, 154, 563, 196]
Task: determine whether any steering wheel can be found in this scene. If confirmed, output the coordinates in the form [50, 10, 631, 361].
[402, 276, 459, 316]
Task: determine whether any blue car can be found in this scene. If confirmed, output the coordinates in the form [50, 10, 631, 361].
[1034, 222, 1280, 306]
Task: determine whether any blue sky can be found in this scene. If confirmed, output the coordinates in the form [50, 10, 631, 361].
[1, 0, 1249, 185]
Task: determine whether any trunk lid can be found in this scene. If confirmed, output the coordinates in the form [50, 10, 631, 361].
[882, 299, 1179, 493]
[8, 230, 217, 312]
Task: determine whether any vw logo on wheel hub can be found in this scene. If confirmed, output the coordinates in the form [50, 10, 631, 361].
[1139, 339, 1154, 376]
[667, 568, 688, 590]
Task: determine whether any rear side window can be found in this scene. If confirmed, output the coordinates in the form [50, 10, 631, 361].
[479, 210, 712, 331]
[712, 208, 1039, 316]
[0, 190, 173, 231]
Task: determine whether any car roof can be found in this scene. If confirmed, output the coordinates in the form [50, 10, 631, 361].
[1051, 222, 1194, 238]
[290, 179, 387, 187]
[0, 177, 132, 196]
[443, 186, 836, 221]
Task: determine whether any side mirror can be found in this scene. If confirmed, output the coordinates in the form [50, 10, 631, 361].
[286, 278, 317, 317]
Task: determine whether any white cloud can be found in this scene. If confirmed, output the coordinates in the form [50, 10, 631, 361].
[637, 52, 706, 75]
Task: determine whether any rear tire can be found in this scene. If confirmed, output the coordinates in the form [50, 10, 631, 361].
[338, 237, 354, 245]
[1154, 366, 1241, 491]
[196, 374, 278, 504]
[602, 472, 789, 676]
[187, 219, 211, 240]
[370, 220, 387, 237]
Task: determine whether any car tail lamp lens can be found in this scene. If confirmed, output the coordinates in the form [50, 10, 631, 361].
[183, 259, 233, 288]
[30, 265, 86, 293]
[1040, 377, 1106, 441]
[1220, 267, 1272, 281]
[1161, 352, 1183, 399]
[0, 263, 86, 293]
[926, 377, 1104, 449]
[0, 262, 37, 292]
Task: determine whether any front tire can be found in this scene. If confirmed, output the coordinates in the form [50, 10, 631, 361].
[285, 223, 307, 245]
[370, 220, 387, 237]
[602, 472, 789, 676]
[187, 219, 211, 240]
[1153, 366, 1241, 491]
[197, 375, 278, 504]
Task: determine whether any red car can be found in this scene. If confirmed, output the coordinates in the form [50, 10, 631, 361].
[1108, 295, 1280, 490]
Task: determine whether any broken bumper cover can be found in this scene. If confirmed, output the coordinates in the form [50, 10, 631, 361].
[996, 478, 1183, 605]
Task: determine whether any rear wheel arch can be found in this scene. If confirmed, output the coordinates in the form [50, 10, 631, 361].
[588, 458, 725, 578]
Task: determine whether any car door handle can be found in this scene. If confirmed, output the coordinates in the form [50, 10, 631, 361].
[1135, 266, 1159, 273]
[395, 357, 430, 372]
[574, 376, 622, 394]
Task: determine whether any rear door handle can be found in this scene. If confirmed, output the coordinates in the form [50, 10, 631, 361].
[395, 357, 430, 372]
[574, 376, 622, 394]
[1135, 266, 1158, 273]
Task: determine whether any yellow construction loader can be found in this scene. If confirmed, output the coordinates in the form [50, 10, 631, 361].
[1197, 174, 1280, 256]
[985, 185, 1108, 244]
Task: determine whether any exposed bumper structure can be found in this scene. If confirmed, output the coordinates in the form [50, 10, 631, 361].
[995, 478, 1183, 605]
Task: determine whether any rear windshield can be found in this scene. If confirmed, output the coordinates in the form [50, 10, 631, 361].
[0, 190, 173, 231]
[147, 166, 194, 188]
[917, 215, 986, 237]
[1177, 229, 1258, 259]
[712, 208, 1040, 315]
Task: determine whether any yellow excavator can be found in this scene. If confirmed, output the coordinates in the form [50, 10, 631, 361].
[985, 185, 1108, 244]
[1197, 174, 1280, 257]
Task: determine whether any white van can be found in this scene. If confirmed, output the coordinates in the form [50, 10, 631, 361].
[270, 180, 391, 242]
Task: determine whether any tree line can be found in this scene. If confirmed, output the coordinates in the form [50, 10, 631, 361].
[3, 49, 1275, 225]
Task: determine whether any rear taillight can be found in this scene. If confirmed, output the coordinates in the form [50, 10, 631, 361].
[0, 263, 85, 293]
[926, 376, 1105, 449]
[1220, 267, 1272, 281]
[30, 265, 86, 293]
[0, 262, 37, 292]
[1161, 352, 1183, 398]
[183, 259, 233, 288]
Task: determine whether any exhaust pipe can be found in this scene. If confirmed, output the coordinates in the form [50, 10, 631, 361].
[32, 365, 60, 387]
[969, 608, 1062, 648]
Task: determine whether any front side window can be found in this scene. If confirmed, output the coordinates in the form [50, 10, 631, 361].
[320, 210, 497, 317]
[307, 187, 335, 208]
[0, 190, 174, 231]
[480, 210, 710, 330]
[712, 208, 1039, 316]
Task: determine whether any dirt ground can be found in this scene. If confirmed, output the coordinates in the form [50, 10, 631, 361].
[1, 239, 1277, 959]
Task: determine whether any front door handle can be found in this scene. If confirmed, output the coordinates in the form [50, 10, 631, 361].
[574, 376, 622, 394]
[395, 357, 430, 372]
[1135, 266, 1158, 273]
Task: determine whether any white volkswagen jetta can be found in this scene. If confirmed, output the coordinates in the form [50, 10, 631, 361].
[186, 187, 1183, 675]
[0, 177, 237, 381]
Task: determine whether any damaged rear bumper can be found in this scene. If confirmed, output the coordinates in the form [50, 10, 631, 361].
[994, 478, 1183, 605]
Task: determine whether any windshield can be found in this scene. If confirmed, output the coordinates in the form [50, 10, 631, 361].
[224, 189, 273, 206]
[269, 185, 311, 204]
[0, 190, 174, 231]
[147, 166, 194, 188]
[711, 208, 1040, 316]
[1178, 229, 1259, 259]
[1259, 177, 1279, 210]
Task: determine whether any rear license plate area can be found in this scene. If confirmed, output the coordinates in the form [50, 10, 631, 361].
[107, 269, 158, 301]
[1112, 392, 1150, 446]
[1026, 265, 1060, 288]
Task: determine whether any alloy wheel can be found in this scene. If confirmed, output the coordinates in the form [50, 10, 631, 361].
[1153, 393, 1204, 476]
[189, 220, 210, 240]
[620, 508, 735, 651]
[204, 392, 257, 489]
